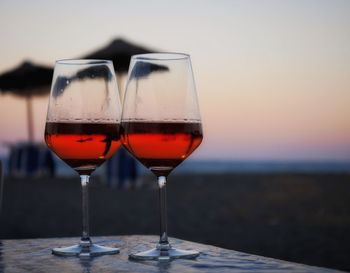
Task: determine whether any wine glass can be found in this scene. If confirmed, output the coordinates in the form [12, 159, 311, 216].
[121, 53, 203, 260]
[44, 59, 122, 257]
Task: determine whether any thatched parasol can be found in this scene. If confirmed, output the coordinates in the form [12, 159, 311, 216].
[82, 38, 157, 74]
[0, 61, 53, 141]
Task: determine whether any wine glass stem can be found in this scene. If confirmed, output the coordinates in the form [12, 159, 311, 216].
[158, 176, 170, 249]
[80, 175, 91, 247]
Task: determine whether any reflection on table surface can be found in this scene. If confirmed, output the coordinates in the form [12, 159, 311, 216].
[0, 235, 345, 273]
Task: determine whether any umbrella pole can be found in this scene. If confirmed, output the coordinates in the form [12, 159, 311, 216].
[26, 95, 34, 142]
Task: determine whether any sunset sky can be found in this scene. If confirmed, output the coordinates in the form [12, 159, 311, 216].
[0, 0, 349, 160]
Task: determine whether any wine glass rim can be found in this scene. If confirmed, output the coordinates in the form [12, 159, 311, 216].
[132, 53, 190, 61]
[55, 59, 113, 65]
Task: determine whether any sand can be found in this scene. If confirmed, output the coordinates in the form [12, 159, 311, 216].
[1, 172, 350, 271]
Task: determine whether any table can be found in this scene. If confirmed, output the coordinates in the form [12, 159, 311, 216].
[0, 235, 345, 273]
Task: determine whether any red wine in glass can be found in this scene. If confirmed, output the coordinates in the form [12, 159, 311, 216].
[45, 122, 121, 175]
[121, 121, 202, 176]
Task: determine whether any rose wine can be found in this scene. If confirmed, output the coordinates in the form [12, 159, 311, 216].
[45, 122, 121, 175]
[121, 121, 202, 176]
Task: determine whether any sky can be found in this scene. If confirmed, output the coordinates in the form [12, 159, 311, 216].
[0, 0, 350, 161]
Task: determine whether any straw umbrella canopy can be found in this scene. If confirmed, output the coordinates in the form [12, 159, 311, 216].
[83, 38, 157, 74]
[0, 61, 53, 142]
[82, 38, 168, 100]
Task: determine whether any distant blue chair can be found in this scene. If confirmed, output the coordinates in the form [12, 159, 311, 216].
[24, 144, 40, 175]
[106, 147, 138, 189]
[7, 143, 56, 177]
[0, 160, 4, 213]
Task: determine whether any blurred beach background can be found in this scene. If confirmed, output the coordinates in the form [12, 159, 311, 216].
[0, 0, 350, 271]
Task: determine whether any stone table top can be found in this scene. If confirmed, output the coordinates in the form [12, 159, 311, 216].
[0, 235, 346, 273]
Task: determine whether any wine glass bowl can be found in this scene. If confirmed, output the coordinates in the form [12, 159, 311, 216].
[46, 60, 121, 176]
[121, 53, 203, 260]
[45, 59, 121, 257]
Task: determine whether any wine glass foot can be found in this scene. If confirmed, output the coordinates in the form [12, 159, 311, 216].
[129, 247, 199, 261]
[52, 243, 120, 257]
